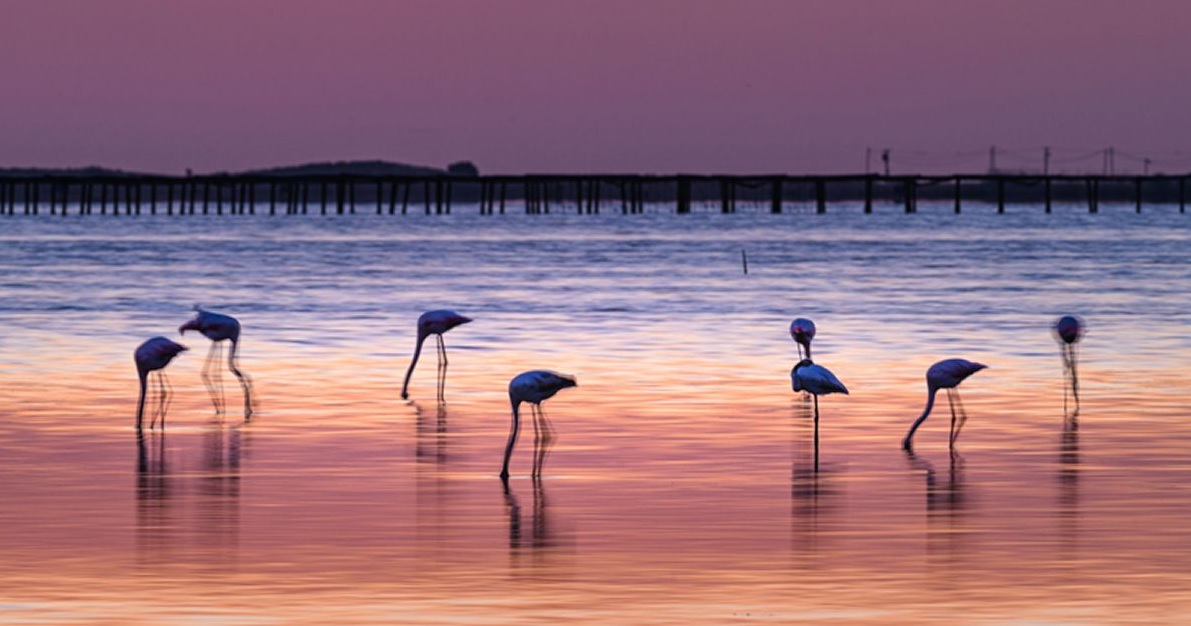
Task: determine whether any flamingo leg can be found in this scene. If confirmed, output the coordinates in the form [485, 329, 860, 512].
[1068, 344, 1080, 411]
[202, 341, 226, 414]
[812, 394, 820, 473]
[500, 405, 521, 481]
[435, 334, 447, 403]
[952, 390, 970, 446]
[227, 340, 253, 420]
[947, 389, 958, 448]
[532, 404, 555, 479]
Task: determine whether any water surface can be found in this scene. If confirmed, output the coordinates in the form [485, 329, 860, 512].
[1, 203, 1189, 623]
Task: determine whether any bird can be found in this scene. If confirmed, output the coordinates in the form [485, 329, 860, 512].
[135, 336, 188, 431]
[501, 370, 577, 481]
[791, 358, 848, 468]
[401, 310, 473, 401]
[902, 359, 987, 452]
[1054, 315, 1084, 411]
[179, 306, 252, 417]
[789, 318, 816, 361]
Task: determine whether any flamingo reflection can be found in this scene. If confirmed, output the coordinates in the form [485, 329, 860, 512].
[902, 359, 987, 452]
[136, 430, 173, 561]
[1054, 314, 1084, 415]
[502, 477, 558, 567]
[414, 400, 449, 464]
[790, 399, 836, 562]
[501, 370, 576, 481]
[1058, 415, 1080, 551]
[179, 307, 253, 420]
[401, 310, 472, 402]
[135, 336, 188, 431]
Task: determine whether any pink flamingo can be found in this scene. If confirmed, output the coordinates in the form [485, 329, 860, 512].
[401, 310, 472, 401]
[791, 358, 848, 470]
[501, 370, 577, 481]
[789, 318, 816, 360]
[902, 359, 988, 452]
[135, 336, 188, 431]
[179, 306, 252, 417]
[1054, 315, 1084, 411]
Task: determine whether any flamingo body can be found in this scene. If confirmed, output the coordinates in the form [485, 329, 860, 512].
[179, 307, 240, 342]
[1055, 315, 1083, 345]
[789, 318, 816, 360]
[401, 309, 472, 400]
[791, 359, 848, 396]
[179, 306, 252, 417]
[134, 336, 187, 431]
[501, 370, 577, 480]
[1054, 314, 1084, 411]
[902, 358, 987, 451]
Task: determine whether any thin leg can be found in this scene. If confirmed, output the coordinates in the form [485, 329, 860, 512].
[203, 342, 226, 414]
[947, 389, 957, 448]
[436, 335, 447, 403]
[812, 394, 820, 473]
[952, 390, 970, 445]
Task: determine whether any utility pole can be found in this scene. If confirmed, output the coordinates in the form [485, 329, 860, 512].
[882, 149, 890, 176]
[1144, 157, 1152, 175]
[1043, 146, 1051, 175]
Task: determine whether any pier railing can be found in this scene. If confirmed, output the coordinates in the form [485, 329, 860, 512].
[1, 173, 1188, 215]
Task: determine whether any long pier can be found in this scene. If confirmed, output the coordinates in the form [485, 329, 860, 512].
[0, 172, 1188, 216]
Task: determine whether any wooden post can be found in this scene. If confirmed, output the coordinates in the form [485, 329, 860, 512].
[1180, 177, 1186, 214]
[770, 177, 783, 214]
[499, 182, 507, 214]
[815, 179, 827, 214]
[997, 178, 1005, 214]
[720, 180, 731, 214]
[677, 177, 691, 214]
[1044, 177, 1052, 214]
[903, 179, 916, 214]
[388, 181, 398, 215]
[953, 178, 962, 214]
[320, 181, 328, 215]
[1088, 178, 1099, 213]
[1135, 177, 1143, 213]
[402, 181, 411, 215]
[349, 179, 357, 214]
[864, 177, 873, 214]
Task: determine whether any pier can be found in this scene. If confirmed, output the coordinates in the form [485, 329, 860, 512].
[0, 172, 1188, 216]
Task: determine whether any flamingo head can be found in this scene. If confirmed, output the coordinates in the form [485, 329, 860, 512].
[178, 319, 201, 335]
[1054, 315, 1084, 345]
[417, 310, 473, 338]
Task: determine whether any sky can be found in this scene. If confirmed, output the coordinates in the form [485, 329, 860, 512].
[2, 0, 1190, 175]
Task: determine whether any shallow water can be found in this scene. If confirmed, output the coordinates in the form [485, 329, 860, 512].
[1, 202, 1190, 623]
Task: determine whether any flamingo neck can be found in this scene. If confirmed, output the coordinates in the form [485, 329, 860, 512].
[501, 401, 522, 480]
[401, 334, 427, 399]
[902, 387, 939, 451]
[136, 371, 149, 431]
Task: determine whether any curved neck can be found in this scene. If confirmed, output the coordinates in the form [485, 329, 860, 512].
[401, 334, 427, 399]
[136, 371, 148, 431]
[501, 401, 522, 480]
[902, 387, 938, 451]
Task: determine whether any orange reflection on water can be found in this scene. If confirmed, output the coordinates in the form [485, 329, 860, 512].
[2, 326, 1191, 623]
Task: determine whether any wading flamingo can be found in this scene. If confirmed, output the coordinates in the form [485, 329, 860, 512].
[902, 359, 987, 452]
[791, 358, 848, 469]
[501, 370, 577, 481]
[1054, 315, 1084, 411]
[401, 310, 472, 401]
[179, 306, 253, 418]
[789, 318, 816, 361]
[135, 336, 188, 431]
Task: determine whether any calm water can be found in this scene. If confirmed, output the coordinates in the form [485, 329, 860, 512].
[1, 202, 1190, 623]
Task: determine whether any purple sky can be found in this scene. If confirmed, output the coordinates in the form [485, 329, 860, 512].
[2, 0, 1190, 175]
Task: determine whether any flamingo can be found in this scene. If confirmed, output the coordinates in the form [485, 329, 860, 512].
[791, 358, 848, 469]
[179, 306, 253, 417]
[501, 370, 577, 481]
[401, 310, 472, 401]
[1054, 315, 1084, 411]
[789, 318, 816, 360]
[902, 359, 987, 452]
[135, 336, 188, 431]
